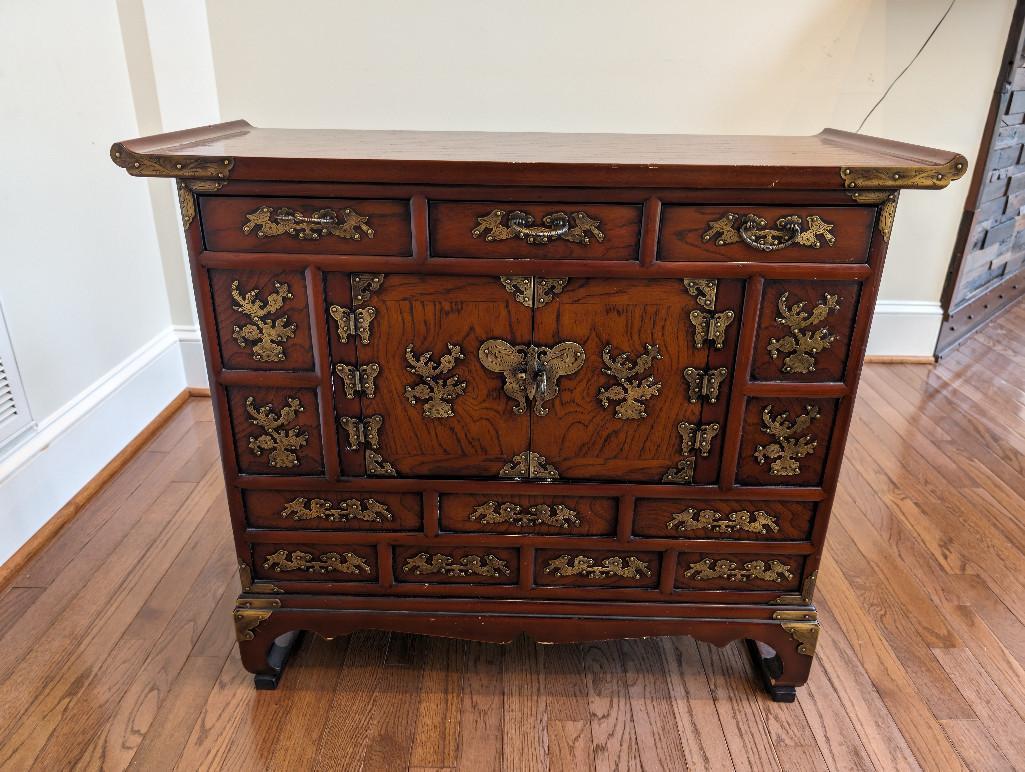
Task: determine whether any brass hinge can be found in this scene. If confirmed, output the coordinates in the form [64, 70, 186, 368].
[498, 276, 569, 308]
[662, 420, 720, 484]
[335, 362, 380, 399]
[339, 414, 396, 476]
[683, 367, 728, 404]
[688, 309, 735, 350]
[329, 305, 376, 344]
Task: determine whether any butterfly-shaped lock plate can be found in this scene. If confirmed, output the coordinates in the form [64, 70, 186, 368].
[478, 339, 586, 417]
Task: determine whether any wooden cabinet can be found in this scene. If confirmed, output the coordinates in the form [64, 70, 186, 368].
[112, 121, 966, 699]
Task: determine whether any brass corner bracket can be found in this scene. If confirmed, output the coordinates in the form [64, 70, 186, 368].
[840, 156, 966, 192]
[773, 609, 819, 656]
[238, 562, 282, 594]
[111, 144, 234, 180]
[234, 597, 281, 642]
[770, 570, 817, 605]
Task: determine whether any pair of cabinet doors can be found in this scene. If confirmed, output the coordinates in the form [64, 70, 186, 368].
[317, 273, 739, 483]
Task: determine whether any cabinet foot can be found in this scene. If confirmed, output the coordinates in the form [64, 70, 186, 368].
[248, 630, 303, 690]
[745, 638, 799, 702]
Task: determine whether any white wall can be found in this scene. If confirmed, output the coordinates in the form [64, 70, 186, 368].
[206, 0, 1013, 356]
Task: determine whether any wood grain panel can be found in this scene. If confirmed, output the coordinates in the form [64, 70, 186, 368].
[736, 398, 839, 487]
[439, 493, 616, 536]
[225, 386, 325, 476]
[242, 489, 422, 531]
[633, 498, 815, 541]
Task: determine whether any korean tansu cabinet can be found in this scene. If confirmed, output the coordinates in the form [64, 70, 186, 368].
[112, 122, 965, 699]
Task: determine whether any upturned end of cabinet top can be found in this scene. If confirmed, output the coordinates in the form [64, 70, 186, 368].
[111, 119, 967, 190]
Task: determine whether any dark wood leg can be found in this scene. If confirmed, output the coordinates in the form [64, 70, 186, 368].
[746, 639, 797, 702]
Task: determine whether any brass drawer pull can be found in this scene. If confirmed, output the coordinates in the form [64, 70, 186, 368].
[703, 213, 835, 252]
[243, 205, 375, 241]
[472, 209, 604, 245]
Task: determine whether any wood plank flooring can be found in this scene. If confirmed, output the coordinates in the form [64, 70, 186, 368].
[1, 301, 1024, 770]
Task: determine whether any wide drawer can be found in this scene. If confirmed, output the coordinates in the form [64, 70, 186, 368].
[659, 206, 874, 263]
[243, 489, 422, 531]
[251, 543, 378, 582]
[430, 201, 642, 260]
[675, 552, 805, 592]
[201, 196, 412, 255]
[633, 499, 815, 541]
[535, 549, 660, 589]
[439, 493, 616, 536]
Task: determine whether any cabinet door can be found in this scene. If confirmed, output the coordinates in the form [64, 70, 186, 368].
[530, 278, 738, 482]
[338, 274, 532, 477]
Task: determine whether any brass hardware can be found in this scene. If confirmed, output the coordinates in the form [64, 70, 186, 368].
[702, 213, 836, 251]
[768, 292, 841, 374]
[683, 278, 717, 310]
[233, 598, 281, 642]
[498, 276, 570, 308]
[238, 562, 282, 594]
[110, 144, 234, 179]
[177, 179, 225, 229]
[684, 558, 794, 583]
[597, 344, 662, 420]
[242, 205, 374, 241]
[263, 549, 371, 574]
[684, 367, 728, 404]
[340, 414, 396, 476]
[666, 508, 780, 534]
[351, 273, 385, 305]
[329, 305, 376, 345]
[689, 309, 735, 350]
[472, 209, 604, 245]
[404, 344, 467, 418]
[499, 451, 560, 480]
[245, 396, 308, 468]
[470, 501, 581, 528]
[771, 571, 818, 605]
[840, 156, 967, 191]
[773, 609, 819, 656]
[544, 555, 652, 580]
[335, 362, 380, 399]
[843, 188, 899, 241]
[755, 405, 820, 476]
[403, 552, 511, 578]
[479, 339, 585, 416]
[662, 421, 720, 484]
[230, 280, 296, 363]
[279, 496, 392, 523]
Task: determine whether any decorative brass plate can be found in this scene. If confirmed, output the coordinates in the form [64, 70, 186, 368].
[689, 309, 735, 350]
[683, 278, 717, 310]
[233, 598, 280, 642]
[666, 508, 780, 534]
[403, 552, 510, 578]
[597, 344, 662, 420]
[472, 209, 604, 245]
[499, 276, 570, 308]
[229, 280, 296, 362]
[544, 555, 652, 580]
[683, 367, 728, 404]
[404, 343, 466, 419]
[335, 362, 379, 399]
[329, 305, 376, 345]
[840, 157, 966, 191]
[470, 501, 581, 528]
[279, 496, 393, 523]
[110, 145, 233, 179]
[245, 396, 308, 468]
[499, 451, 560, 480]
[479, 339, 585, 416]
[773, 609, 819, 656]
[684, 558, 794, 583]
[351, 273, 385, 305]
[702, 213, 835, 251]
[662, 421, 720, 484]
[262, 549, 371, 574]
[768, 292, 841, 374]
[242, 206, 374, 241]
[754, 405, 820, 476]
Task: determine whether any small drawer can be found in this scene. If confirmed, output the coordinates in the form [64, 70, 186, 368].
[535, 549, 660, 589]
[209, 269, 315, 371]
[430, 201, 642, 260]
[675, 552, 805, 592]
[200, 196, 412, 255]
[737, 398, 838, 487]
[439, 494, 616, 536]
[659, 206, 874, 263]
[243, 489, 422, 531]
[751, 280, 861, 382]
[634, 499, 814, 541]
[226, 386, 325, 476]
[395, 546, 519, 585]
[252, 543, 378, 582]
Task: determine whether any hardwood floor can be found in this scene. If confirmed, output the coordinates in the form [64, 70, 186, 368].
[2, 302, 1025, 771]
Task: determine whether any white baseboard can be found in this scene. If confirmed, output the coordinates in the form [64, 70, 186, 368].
[173, 324, 210, 389]
[0, 328, 187, 567]
[866, 300, 942, 358]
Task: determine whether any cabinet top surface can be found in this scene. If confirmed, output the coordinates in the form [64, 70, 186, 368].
[112, 119, 966, 190]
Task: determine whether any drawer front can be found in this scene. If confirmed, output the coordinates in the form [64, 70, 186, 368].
[243, 489, 422, 531]
[440, 494, 617, 536]
[736, 398, 838, 487]
[201, 196, 412, 255]
[252, 543, 378, 582]
[675, 552, 805, 592]
[209, 269, 315, 371]
[430, 202, 642, 260]
[535, 549, 660, 589]
[659, 206, 874, 263]
[751, 280, 861, 383]
[226, 386, 325, 476]
[395, 546, 519, 585]
[633, 499, 814, 541]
